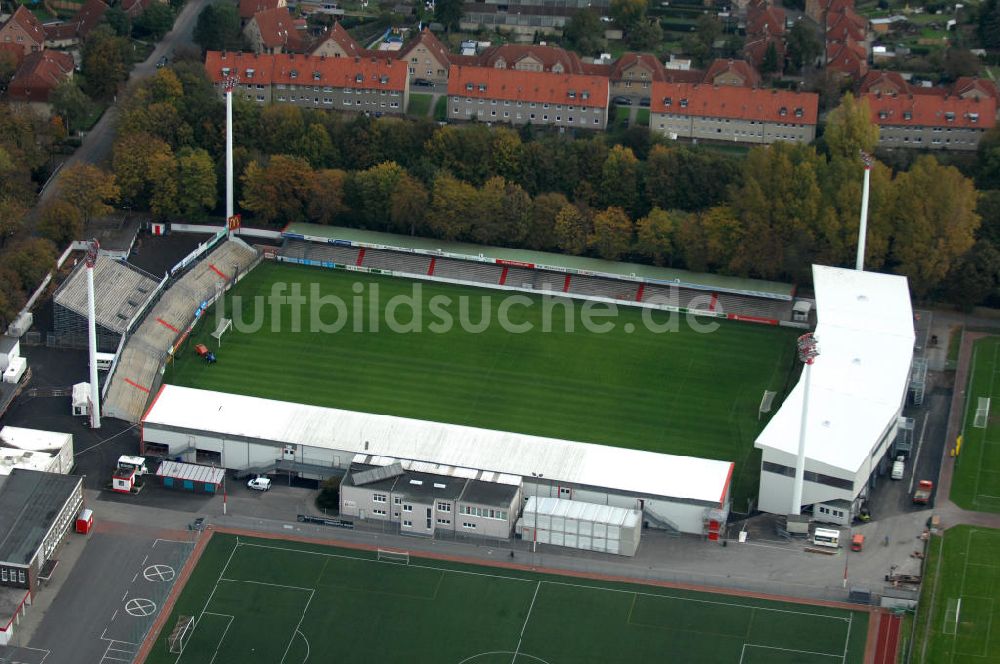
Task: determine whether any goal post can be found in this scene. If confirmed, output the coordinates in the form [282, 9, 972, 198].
[759, 391, 777, 421]
[943, 598, 961, 636]
[167, 615, 195, 654]
[211, 318, 232, 348]
[974, 398, 990, 429]
[377, 548, 410, 565]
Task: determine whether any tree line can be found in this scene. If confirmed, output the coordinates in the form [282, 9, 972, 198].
[87, 64, 987, 308]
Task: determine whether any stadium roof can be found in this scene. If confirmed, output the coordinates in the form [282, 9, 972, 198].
[755, 265, 915, 473]
[281, 223, 794, 300]
[144, 385, 733, 507]
[53, 256, 159, 334]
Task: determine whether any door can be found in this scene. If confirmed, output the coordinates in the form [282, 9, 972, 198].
[426, 508, 432, 531]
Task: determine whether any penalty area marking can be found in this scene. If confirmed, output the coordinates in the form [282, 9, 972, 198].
[457, 652, 553, 664]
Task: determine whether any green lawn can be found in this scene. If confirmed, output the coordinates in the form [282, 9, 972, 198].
[947, 325, 963, 370]
[952, 336, 1000, 512]
[636, 108, 650, 127]
[167, 263, 798, 505]
[912, 526, 1000, 663]
[407, 93, 432, 117]
[433, 95, 448, 121]
[146, 533, 869, 664]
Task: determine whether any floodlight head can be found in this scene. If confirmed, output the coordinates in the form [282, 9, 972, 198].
[797, 332, 819, 365]
[84, 239, 99, 268]
[222, 75, 240, 93]
[859, 150, 874, 170]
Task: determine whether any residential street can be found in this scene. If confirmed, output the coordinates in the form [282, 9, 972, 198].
[38, 0, 212, 205]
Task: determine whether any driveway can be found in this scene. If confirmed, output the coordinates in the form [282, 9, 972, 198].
[38, 0, 213, 205]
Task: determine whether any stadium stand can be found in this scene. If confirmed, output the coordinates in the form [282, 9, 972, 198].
[52, 256, 159, 351]
[103, 239, 259, 422]
[275, 239, 795, 323]
[432, 257, 504, 284]
[361, 248, 431, 275]
[568, 275, 639, 301]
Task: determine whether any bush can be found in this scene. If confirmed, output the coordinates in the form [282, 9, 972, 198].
[316, 475, 341, 510]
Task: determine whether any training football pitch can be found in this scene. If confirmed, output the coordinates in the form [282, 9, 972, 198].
[147, 533, 868, 664]
[167, 262, 798, 504]
[953, 336, 1000, 512]
[913, 525, 1000, 663]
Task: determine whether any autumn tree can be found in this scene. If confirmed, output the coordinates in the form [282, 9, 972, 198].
[389, 173, 428, 236]
[176, 147, 217, 215]
[59, 163, 119, 224]
[944, 240, 1000, 310]
[564, 8, 605, 55]
[193, 2, 243, 52]
[50, 79, 92, 135]
[351, 161, 406, 230]
[554, 204, 590, 255]
[611, 0, 647, 31]
[295, 123, 335, 169]
[426, 174, 477, 241]
[490, 128, 523, 182]
[240, 155, 315, 224]
[113, 133, 174, 207]
[37, 199, 84, 246]
[6, 238, 57, 292]
[635, 207, 675, 266]
[601, 144, 640, 215]
[308, 169, 348, 225]
[887, 155, 980, 296]
[589, 207, 633, 261]
[0, 197, 25, 248]
[675, 206, 743, 273]
[525, 192, 569, 251]
[823, 93, 879, 161]
[473, 177, 531, 246]
[81, 25, 129, 99]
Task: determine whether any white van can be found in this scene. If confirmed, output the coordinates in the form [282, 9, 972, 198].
[891, 456, 905, 480]
[247, 477, 271, 491]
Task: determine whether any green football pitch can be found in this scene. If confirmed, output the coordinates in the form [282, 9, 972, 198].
[952, 336, 1000, 512]
[148, 533, 869, 664]
[913, 525, 1000, 663]
[167, 262, 799, 504]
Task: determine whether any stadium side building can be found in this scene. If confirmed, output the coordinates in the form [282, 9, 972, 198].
[754, 265, 915, 519]
[140, 385, 733, 536]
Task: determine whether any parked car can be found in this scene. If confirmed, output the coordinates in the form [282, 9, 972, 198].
[891, 455, 905, 480]
[413, 78, 434, 87]
[247, 476, 272, 491]
[612, 95, 632, 106]
[639, 97, 651, 107]
[156, 55, 168, 69]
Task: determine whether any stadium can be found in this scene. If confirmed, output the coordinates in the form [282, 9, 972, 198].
[88, 220, 916, 543]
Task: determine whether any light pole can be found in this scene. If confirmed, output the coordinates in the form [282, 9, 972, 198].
[85, 239, 101, 429]
[222, 75, 239, 238]
[856, 150, 873, 271]
[790, 333, 819, 515]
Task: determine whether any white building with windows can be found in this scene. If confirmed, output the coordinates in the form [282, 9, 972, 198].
[754, 265, 915, 518]
[141, 384, 734, 536]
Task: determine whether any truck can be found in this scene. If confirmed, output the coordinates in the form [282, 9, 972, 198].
[913, 479, 934, 505]
[112, 455, 149, 494]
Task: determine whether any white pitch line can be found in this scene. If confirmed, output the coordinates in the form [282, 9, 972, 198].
[510, 582, 541, 664]
[842, 612, 853, 663]
[741, 643, 842, 659]
[279, 590, 315, 664]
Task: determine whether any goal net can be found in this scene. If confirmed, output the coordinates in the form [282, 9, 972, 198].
[167, 615, 195, 654]
[211, 318, 232, 347]
[758, 391, 777, 420]
[943, 598, 961, 636]
[377, 548, 410, 565]
[974, 398, 990, 429]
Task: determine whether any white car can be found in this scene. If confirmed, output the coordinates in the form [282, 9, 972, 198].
[247, 477, 272, 491]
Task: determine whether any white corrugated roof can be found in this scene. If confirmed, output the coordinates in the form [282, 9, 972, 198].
[144, 385, 733, 505]
[755, 265, 915, 472]
[155, 460, 225, 485]
[524, 496, 640, 528]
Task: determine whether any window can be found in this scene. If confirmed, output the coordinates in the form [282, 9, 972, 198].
[466, 83, 474, 91]
[462, 522, 477, 529]
[373, 494, 387, 503]
[403, 520, 412, 527]
[438, 502, 451, 513]
[1, 569, 6, 581]
[313, 72, 321, 80]
[373, 508, 386, 516]
[436, 518, 451, 525]
[393, 496, 402, 505]
[680, 98, 688, 108]
[290, 70, 298, 79]
[403, 504, 413, 512]
[17, 570, 24, 583]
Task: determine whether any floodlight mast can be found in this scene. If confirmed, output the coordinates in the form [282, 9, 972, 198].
[223, 76, 239, 237]
[85, 239, 101, 429]
[790, 333, 819, 515]
[856, 150, 874, 271]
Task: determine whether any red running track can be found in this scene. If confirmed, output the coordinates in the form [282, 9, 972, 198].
[873, 612, 901, 664]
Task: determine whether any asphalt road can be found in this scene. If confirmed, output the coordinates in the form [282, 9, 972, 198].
[38, 0, 213, 205]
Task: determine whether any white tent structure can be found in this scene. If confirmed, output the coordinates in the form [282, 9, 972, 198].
[141, 384, 734, 534]
[755, 265, 915, 516]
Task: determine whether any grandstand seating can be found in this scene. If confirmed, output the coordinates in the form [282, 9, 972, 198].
[533, 270, 566, 292]
[568, 275, 639, 302]
[502, 267, 536, 288]
[643, 284, 710, 311]
[432, 258, 503, 284]
[714, 293, 793, 322]
[303, 243, 360, 265]
[103, 239, 259, 423]
[362, 249, 431, 275]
